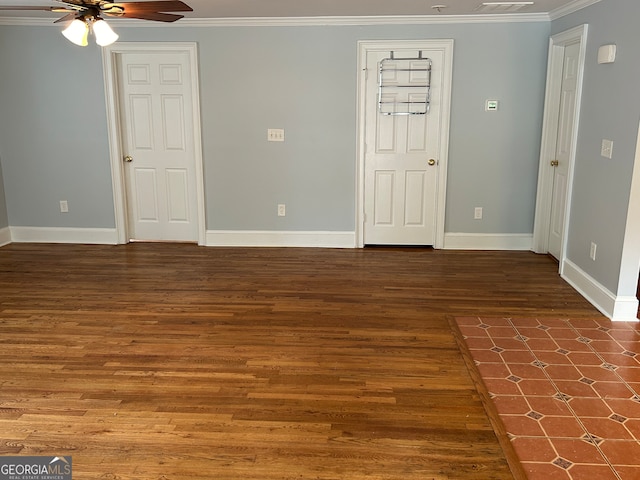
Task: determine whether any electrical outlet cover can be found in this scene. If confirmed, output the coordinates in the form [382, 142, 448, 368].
[601, 139, 613, 159]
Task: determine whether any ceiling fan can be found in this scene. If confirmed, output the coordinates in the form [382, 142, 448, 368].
[0, 0, 193, 46]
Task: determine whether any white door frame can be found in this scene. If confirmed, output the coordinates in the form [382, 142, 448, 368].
[102, 42, 206, 246]
[611, 125, 640, 320]
[356, 39, 453, 248]
[532, 25, 588, 270]
[614, 120, 640, 320]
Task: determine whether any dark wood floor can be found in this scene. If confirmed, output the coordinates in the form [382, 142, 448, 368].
[0, 243, 601, 479]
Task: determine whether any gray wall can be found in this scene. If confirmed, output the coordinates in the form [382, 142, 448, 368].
[552, 0, 640, 293]
[0, 29, 114, 228]
[0, 20, 549, 235]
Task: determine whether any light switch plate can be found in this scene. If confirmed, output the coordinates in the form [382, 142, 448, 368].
[268, 128, 285, 142]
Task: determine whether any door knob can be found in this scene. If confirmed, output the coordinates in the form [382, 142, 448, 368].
[124, 155, 133, 163]
[428, 159, 436, 166]
[550, 160, 559, 167]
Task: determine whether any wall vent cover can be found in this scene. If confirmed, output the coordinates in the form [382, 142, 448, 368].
[475, 2, 534, 12]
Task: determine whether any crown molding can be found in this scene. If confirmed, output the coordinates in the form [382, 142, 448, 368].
[0, 12, 550, 28]
[0, 17, 52, 26]
[172, 13, 550, 27]
[549, 0, 601, 20]
[0, 0, 602, 28]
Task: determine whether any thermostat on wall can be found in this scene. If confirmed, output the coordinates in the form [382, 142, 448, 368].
[485, 100, 499, 111]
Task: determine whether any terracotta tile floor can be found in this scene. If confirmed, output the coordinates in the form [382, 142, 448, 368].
[454, 316, 640, 480]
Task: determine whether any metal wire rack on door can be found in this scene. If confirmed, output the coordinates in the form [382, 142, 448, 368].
[378, 51, 432, 116]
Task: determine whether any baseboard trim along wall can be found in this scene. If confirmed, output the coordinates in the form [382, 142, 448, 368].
[562, 259, 639, 322]
[207, 231, 534, 250]
[4, 229, 535, 250]
[205, 230, 356, 248]
[9, 227, 119, 245]
[0, 227, 10, 247]
[443, 233, 533, 250]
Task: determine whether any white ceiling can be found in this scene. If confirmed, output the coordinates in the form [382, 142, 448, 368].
[0, 0, 596, 19]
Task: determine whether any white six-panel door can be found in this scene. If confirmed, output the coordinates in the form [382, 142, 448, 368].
[548, 42, 580, 259]
[117, 51, 199, 242]
[363, 46, 448, 246]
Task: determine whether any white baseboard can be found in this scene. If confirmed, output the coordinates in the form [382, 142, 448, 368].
[444, 233, 533, 250]
[206, 230, 356, 248]
[562, 259, 639, 322]
[0, 226, 10, 247]
[10, 227, 118, 245]
[208, 231, 534, 250]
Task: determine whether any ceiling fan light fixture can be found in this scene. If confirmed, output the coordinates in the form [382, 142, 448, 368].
[61, 18, 89, 47]
[3, 1, 192, 47]
[93, 18, 119, 46]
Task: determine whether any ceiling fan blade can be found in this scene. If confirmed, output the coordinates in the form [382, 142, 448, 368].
[54, 0, 94, 6]
[107, 1, 192, 13]
[116, 10, 184, 22]
[0, 1, 192, 24]
[54, 12, 79, 23]
[0, 6, 65, 11]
